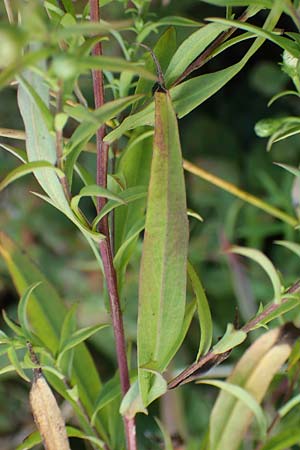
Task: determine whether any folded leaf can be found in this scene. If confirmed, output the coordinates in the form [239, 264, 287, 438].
[137, 91, 189, 406]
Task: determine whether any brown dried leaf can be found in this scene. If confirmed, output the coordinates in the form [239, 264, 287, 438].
[30, 372, 70, 450]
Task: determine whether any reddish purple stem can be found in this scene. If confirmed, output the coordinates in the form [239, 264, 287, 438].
[89, 1, 137, 449]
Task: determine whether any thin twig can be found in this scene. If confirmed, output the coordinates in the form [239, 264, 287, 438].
[183, 159, 298, 228]
[173, 8, 257, 86]
[4, 0, 14, 23]
[89, 1, 137, 449]
[168, 280, 300, 389]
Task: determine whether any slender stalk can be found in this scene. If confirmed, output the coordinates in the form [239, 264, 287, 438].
[168, 280, 300, 389]
[173, 8, 254, 86]
[183, 159, 299, 227]
[89, 2, 136, 449]
[4, 0, 14, 23]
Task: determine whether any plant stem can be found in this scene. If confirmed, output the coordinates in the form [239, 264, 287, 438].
[89, 2, 136, 449]
[173, 8, 254, 86]
[183, 159, 299, 227]
[168, 280, 300, 389]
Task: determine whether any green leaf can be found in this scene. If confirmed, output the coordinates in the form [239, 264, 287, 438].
[18, 67, 71, 214]
[65, 95, 142, 184]
[2, 310, 24, 337]
[274, 162, 300, 179]
[230, 246, 282, 303]
[119, 380, 148, 419]
[0, 233, 105, 436]
[7, 346, 30, 382]
[158, 16, 202, 27]
[137, 92, 189, 406]
[208, 17, 300, 57]
[260, 428, 300, 450]
[92, 186, 147, 230]
[198, 379, 267, 440]
[201, 0, 273, 6]
[279, 393, 300, 418]
[134, 27, 177, 110]
[0, 48, 51, 89]
[250, 295, 300, 330]
[275, 240, 300, 258]
[213, 323, 247, 353]
[0, 142, 27, 163]
[57, 323, 109, 366]
[92, 372, 137, 425]
[155, 418, 175, 450]
[105, 6, 283, 142]
[268, 90, 300, 106]
[17, 282, 41, 339]
[71, 185, 125, 221]
[52, 54, 156, 80]
[16, 426, 105, 450]
[0, 161, 64, 191]
[187, 262, 212, 359]
[165, 22, 229, 85]
[18, 75, 54, 131]
[114, 217, 146, 270]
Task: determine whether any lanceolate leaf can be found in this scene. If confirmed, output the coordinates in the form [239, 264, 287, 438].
[230, 246, 282, 303]
[165, 22, 229, 85]
[17, 68, 70, 214]
[137, 92, 189, 406]
[187, 262, 213, 359]
[208, 17, 300, 57]
[105, 5, 283, 143]
[198, 379, 267, 439]
[0, 161, 64, 192]
[0, 233, 105, 437]
[65, 95, 143, 184]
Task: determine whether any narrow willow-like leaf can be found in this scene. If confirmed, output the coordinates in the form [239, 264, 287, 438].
[65, 95, 142, 184]
[201, 0, 273, 6]
[17, 282, 41, 339]
[274, 162, 300, 179]
[7, 346, 30, 382]
[275, 240, 300, 258]
[209, 324, 299, 450]
[105, 5, 283, 143]
[279, 393, 300, 418]
[0, 143, 27, 163]
[260, 428, 300, 450]
[213, 323, 246, 354]
[187, 262, 212, 359]
[201, 379, 267, 438]
[208, 17, 300, 57]
[53, 54, 156, 80]
[16, 426, 105, 450]
[18, 67, 71, 214]
[165, 22, 229, 85]
[92, 186, 147, 230]
[57, 323, 109, 365]
[155, 418, 175, 450]
[250, 295, 300, 330]
[0, 161, 64, 191]
[71, 185, 125, 221]
[0, 233, 105, 436]
[137, 92, 189, 406]
[230, 246, 282, 303]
